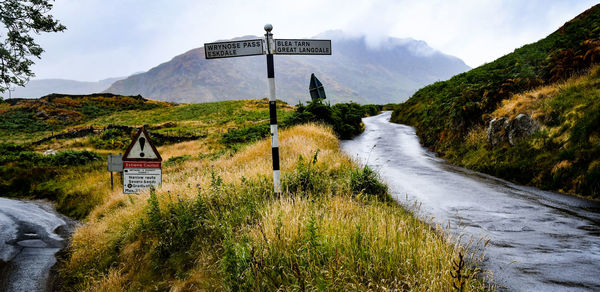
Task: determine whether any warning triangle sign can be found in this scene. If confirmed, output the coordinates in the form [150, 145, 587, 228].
[123, 127, 162, 161]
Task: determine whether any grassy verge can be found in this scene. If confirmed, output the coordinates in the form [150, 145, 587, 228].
[59, 124, 489, 291]
[438, 66, 600, 199]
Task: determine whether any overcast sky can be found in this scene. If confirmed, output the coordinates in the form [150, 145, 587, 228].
[29, 0, 599, 81]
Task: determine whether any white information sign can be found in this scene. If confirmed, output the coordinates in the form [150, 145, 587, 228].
[123, 166, 162, 194]
[107, 154, 123, 172]
[204, 39, 264, 59]
[273, 39, 331, 55]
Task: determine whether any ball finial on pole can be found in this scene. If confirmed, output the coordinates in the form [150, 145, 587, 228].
[264, 24, 273, 32]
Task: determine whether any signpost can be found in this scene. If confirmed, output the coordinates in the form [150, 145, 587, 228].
[204, 39, 264, 59]
[107, 154, 123, 189]
[122, 127, 162, 194]
[274, 39, 331, 55]
[309, 73, 326, 101]
[204, 25, 332, 194]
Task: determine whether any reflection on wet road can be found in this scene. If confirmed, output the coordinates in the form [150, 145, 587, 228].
[341, 112, 600, 291]
[0, 198, 70, 292]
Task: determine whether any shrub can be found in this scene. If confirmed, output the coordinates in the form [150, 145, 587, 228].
[89, 128, 131, 150]
[220, 124, 269, 146]
[350, 165, 390, 201]
[50, 150, 100, 166]
[284, 99, 365, 139]
[164, 155, 191, 166]
[283, 150, 328, 195]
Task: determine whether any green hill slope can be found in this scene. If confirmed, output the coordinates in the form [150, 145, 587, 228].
[391, 4, 600, 198]
[0, 93, 172, 143]
[0, 95, 489, 289]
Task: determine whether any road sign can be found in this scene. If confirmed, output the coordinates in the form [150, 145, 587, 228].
[122, 127, 162, 193]
[309, 73, 326, 100]
[274, 39, 331, 55]
[123, 127, 162, 161]
[107, 154, 123, 172]
[123, 167, 162, 194]
[205, 25, 332, 194]
[204, 39, 264, 59]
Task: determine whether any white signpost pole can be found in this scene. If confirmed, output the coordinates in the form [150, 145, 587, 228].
[204, 25, 331, 195]
[264, 24, 281, 195]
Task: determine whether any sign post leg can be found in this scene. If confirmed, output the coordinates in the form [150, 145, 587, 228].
[265, 24, 281, 195]
[110, 171, 114, 190]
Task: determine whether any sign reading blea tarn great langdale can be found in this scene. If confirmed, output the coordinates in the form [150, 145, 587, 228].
[204, 39, 264, 59]
[204, 25, 332, 194]
[273, 39, 331, 55]
[204, 38, 332, 59]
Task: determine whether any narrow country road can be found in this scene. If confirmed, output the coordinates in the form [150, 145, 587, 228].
[340, 111, 600, 291]
[0, 197, 74, 292]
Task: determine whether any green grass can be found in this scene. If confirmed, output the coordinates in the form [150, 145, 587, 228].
[392, 4, 600, 150]
[86, 100, 291, 127]
[391, 4, 600, 198]
[59, 127, 490, 290]
[452, 67, 600, 198]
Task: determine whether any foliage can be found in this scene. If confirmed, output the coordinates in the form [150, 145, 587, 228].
[163, 155, 192, 167]
[88, 128, 132, 150]
[0, 0, 66, 92]
[283, 150, 329, 195]
[392, 4, 600, 151]
[391, 5, 600, 198]
[59, 124, 489, 291]
[0, 144, 100, 166]
[0, 110, 52, 132]
[0, 144, 102, 218]
[0, 94, 171, 143]
[361, 104, 382, 116]
[220, 124, 269, 146]
[284, 99, 366, 139]
[350, 165, 391, 201]
[220, 99, 373, 148]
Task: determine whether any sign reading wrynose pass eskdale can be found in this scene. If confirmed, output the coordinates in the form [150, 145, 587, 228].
[204, 25, 331, 194]
[204, 39, 264, 59]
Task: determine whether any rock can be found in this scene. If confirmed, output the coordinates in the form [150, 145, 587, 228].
[487, 117, 509, 146]
[486, 114, 539, 147]
[508, 114, 539, 145]
[43, 149, 57, 155]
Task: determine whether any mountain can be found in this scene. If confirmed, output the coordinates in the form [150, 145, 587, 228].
[391, 4, 600, 198]
[7, 77, 123, 99]
[105, 32, 469, 104]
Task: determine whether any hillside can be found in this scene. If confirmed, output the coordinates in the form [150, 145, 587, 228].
[391, 4, 600, 198]
[6, 77, 123, 99]
[105, 32, 469, 104]
[0, 93, 172, 143]
[0, 96, 488, 290]
[57, 123, 486, 291]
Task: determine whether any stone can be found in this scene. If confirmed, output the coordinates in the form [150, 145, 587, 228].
[508, 114, 539, 145]
[487, 117, 509, 146]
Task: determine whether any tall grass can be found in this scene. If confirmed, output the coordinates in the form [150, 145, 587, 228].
[60, 123, 490, 291]
[459, 65, 600, 198]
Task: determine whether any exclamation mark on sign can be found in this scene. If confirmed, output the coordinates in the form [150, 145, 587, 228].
[139, 137, 146, 157]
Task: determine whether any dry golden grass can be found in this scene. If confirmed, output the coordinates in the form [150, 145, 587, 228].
[64, 124, 343, 285]
[465, 125, 487, 148]
[157, 139, 211, 161]
[62, 123, 490, 291]
[248, 195, 486, 290]
[493, 65, 599, 120]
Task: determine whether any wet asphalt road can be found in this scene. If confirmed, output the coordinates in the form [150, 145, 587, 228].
[0, 197, 71, 292]
[340, 112, 600, 291]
